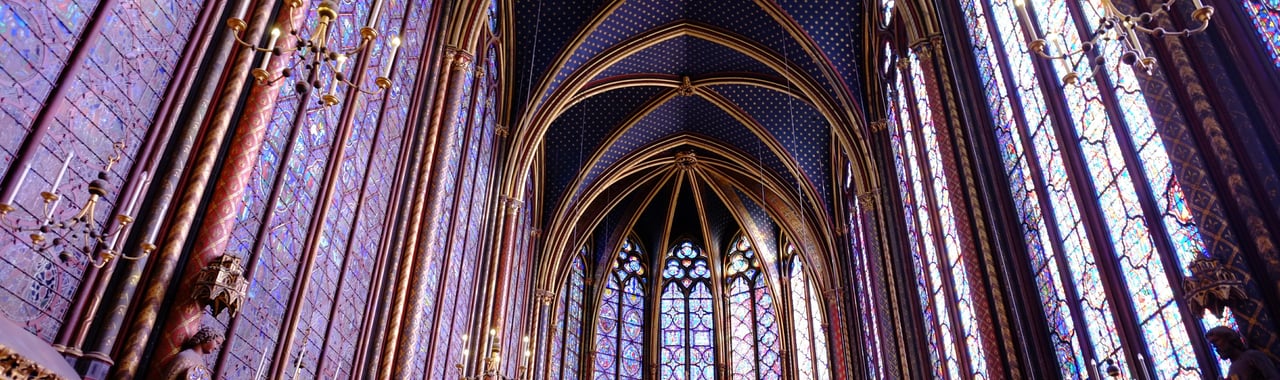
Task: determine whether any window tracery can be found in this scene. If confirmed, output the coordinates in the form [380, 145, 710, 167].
[787, 246, 832, 380]
[725, 235, 782, 380]
[547, 252, 586, 380]
[593, 239, 646, 380]
[885, 46, 992, 379]
[660, 240, 715, 380]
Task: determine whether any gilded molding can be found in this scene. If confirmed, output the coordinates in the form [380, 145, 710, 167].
[0, 345, 64, 380]
[675, 150, 698, 168]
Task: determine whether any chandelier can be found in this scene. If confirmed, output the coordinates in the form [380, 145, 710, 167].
[0, 143, 158, 268]
[226, 0, 399, 107]
[1014, 0, 1213, 82]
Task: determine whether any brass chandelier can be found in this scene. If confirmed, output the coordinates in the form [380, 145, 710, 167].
[1014, 0, 1214, 83]
[227, 0, 400, 107]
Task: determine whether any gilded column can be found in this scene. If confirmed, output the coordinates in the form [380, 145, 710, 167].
[109, 0, 292, 376]
[390, 47, 474, 377]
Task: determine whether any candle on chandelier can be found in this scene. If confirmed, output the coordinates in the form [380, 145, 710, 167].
[50, 151, 74, 195]
[329, 54, 348, 96]
[1013, 0, 1035, 38]
[5, 163, 31, 204]
[383, 35, 401, 80]
[367, 0, 384, 28]
[261, 27, 281, 71]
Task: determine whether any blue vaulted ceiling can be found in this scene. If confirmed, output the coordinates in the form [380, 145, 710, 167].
[517, 0, 867, 244]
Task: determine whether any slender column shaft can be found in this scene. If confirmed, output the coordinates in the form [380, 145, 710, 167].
[376, 45, 457, 380]
[109, 0, 283, 376]
[390, 49, 472, 377]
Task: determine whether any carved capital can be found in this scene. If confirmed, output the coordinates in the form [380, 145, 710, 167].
[531, 228, 542, 239]
[869, 119, 888, 133]
[856, 189, 880, 211]
[896, 57, 910, 69]
[496, 124, 509, 137]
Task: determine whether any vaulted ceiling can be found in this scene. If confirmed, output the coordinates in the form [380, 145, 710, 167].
[510, 0, 871, 280]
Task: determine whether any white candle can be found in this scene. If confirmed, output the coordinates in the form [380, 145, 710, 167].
[367, 0, 384, 28]
[329, 54, 348, 96]
[5, 163, 31, 204]
[260, 27, 281, 71]
[254, 346, 270, 380]
[122, 172, 148, 216]
[383, 35, 401, 79]
[50, 151, 74, 195]
[1014, 0, 1035, 38]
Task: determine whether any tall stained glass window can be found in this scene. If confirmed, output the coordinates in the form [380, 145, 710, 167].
[594, 239, 646, 380]
[547, 252, 586, 380]
[787, 247, 831, 380]
[952, 0, 1233, 377]
[885, 47, 991, 379]
[1245, 0, 1280, 68]
[725, 235, 782, 380]
[660, 241, 715, 380]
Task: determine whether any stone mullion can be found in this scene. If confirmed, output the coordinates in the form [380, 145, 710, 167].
[359, 8, 449, 378]
[111, 0, 299, 376]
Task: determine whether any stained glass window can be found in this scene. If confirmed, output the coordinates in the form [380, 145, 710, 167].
[725, 235, 782, 380]
[547, 252, 586, 380]
[1245, 0, 1280, 68]
[951, 0, 1234, 377]
[845, 177, 890, 378]
[881, 0, 895, 26]
[885, 46, 992, 379]
[660, 240, 715, 380]
[787, 247, 831, 380]
[0, 0, 202, 340]
[594, 239, 646, 380]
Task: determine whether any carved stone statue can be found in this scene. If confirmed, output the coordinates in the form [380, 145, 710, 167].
[1206, 326, 1280, 380]
[159, 326, 223, 380]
